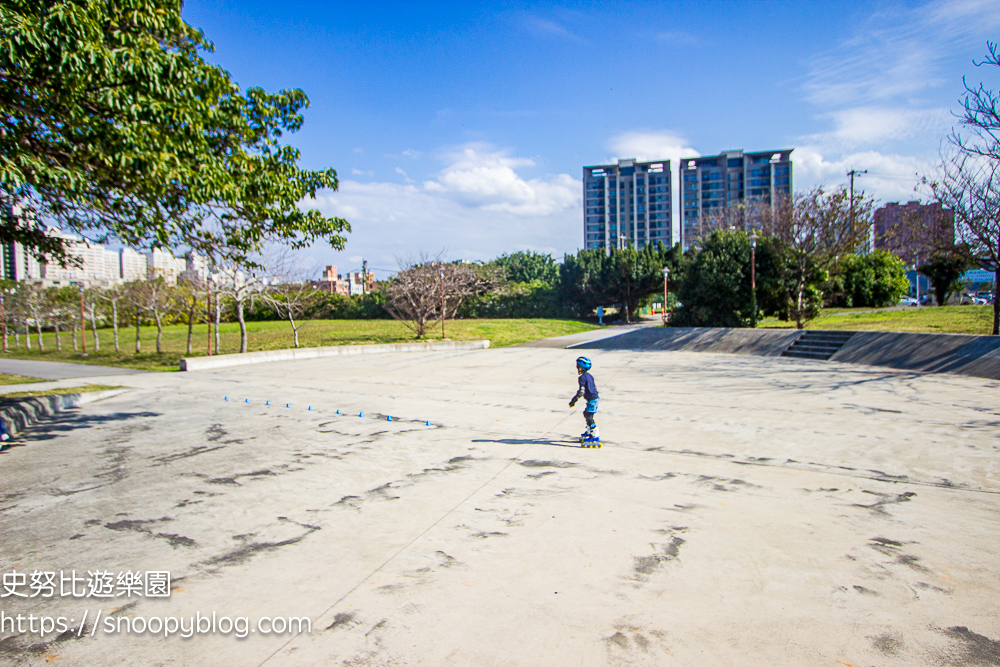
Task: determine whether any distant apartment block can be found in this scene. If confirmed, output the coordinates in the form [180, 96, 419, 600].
[582, 158, 672, 251]
[315, 265, 351, 296]
[147, 248, 187, 282]
[874, 201, 955, 262]
[679, 149, 793, 251]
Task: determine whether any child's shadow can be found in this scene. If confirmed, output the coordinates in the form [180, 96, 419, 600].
[471, 438, 581, 449]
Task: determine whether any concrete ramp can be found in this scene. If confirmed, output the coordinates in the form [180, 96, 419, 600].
[573, 326, 1000, 380]
[571, 326, 803, 356]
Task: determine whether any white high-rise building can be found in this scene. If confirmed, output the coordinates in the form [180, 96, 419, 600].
[119, 248, 147, 281]
[146, 248, 186, 283]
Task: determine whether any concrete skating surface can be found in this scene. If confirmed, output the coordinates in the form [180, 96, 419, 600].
[0, 358, 146, 379]
[0, 347, 998, 666]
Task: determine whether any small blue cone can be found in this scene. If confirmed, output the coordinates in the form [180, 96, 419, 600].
[224, 396, 228, 401]
[359, 411, 364, 418]
[387, 416, 392, 421]
[265, 400, 270, 406]
[426, 420, 431, 426]
[336, 409, 340, 415]
[245, 399, 249, 404]
[308, 406, 312, 411]
[285, 403, 290, 408]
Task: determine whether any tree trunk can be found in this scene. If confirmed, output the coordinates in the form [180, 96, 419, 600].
[24, 321, 30, 351]
[214, 294, 221, 352]
[237, 299, 247, 353]
[55, 321, 62, 351]
[134, 312, 141, 353]
[36, 318, 43, 350]
[15, 330, 19, 348]
[186, 295, 196, 355]
[89, 306, 100, 351]
[154, 309, 163, 353]
[289, 315, 299, 348]
[72, 321, 77, 351]
[993, 264, 999, 336]
[112, 300, 119, 353]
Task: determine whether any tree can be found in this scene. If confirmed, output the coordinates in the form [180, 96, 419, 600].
[82, 286, 102, 351]
[261, 280, 319, 348]
[751, 187, 874, 328]
[215, 259, 268, 353]
[99, 284, 125, 353]
[1, 0, 349, 267]
[924, 153, 1000, 334]
[178, 278, 206, 356]
[826, 250, 911, 308]
[918, 250, 972, 306]
[952, 42, 1000, 164]
[384, 256, 499, 339]
[491, 251, 559, 285]
[671, 230, 756, 328]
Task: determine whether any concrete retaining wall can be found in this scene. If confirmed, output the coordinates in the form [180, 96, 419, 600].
[179, 340, 491, 372]
[571, 327, 804, 357]
[572, 326, 1000, 380]
[0, 389, 128, 438]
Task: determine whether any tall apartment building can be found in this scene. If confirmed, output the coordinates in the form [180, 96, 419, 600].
[146, 248, 187, 282]
[582, 158, 672, 251]
[679, 149, 793, 251]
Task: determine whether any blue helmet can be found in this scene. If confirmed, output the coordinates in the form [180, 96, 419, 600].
[576, 356, 592, 371]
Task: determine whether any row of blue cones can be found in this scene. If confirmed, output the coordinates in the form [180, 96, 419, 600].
[223, 396, 431, 426]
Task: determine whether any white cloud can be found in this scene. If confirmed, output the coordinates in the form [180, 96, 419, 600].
[815, 107, 953, 148]
[300, 145, 582, 271]
[351, 168, 374, 177]
[422, 144, 579, 216]
[521, 16, 584, 42]
[401, 148, 420, 159]
[395, 167, 414, 183]
[804, 0, 1000, 106]
[791, 145, 930, 203]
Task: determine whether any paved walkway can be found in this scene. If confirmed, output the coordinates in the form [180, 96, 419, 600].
[0, 347, 997, 665]
[0, 358, 146, 379]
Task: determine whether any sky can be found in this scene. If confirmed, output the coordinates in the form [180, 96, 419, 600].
[182, 0, 1000, 278]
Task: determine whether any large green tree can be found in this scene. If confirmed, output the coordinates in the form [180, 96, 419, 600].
[490, 250, 559, 286]
[1, 0, 348, 265]
[671, 230, 758, 328]
[826, 250, 911, 308]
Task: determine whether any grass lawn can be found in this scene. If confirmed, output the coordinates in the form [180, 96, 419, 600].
[759, 305, 995, 335]
[0, 373, 50, 385]
[0, 385, 123, 399]
[0, 318, 601, 371]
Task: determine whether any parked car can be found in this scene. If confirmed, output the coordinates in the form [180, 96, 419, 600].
[976, 290, 995, 303]
[961, 293, 988, 305]
[919, 294, 935, 305]
[898, 296, 918, 306]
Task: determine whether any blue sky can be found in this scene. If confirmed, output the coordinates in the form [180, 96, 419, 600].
[183, 0, 1000, 277]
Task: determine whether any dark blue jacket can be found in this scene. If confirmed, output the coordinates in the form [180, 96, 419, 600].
[577, 372, 599, 401]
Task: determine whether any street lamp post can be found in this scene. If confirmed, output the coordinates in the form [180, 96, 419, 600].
[662, 267, 670, 326]
[0, 293, 6, 353]
[440, 268, 446, 340]
[750, 231, 759, 327]
[78, 285, 87, 354]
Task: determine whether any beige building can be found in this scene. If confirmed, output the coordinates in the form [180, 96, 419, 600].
[147, 248, 187, 283]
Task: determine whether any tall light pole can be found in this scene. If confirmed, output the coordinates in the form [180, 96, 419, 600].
[848, 168, 868, 251]
[206, 275, 213, 356]
[750, 231, 759, 327]
[440, 267, 446, 340]
[78, 285, 87, 354]
[662, 267, 670, 326]
[0, 292, 6, 353]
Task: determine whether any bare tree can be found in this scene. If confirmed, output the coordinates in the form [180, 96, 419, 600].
[952, 41, 1000, 163]
[751, 187, 874, 329]
[100, 284, 125, 353]
[21, 283, 46, 350]
[143, 277, 175, 354]
[83, 287, 102, 352]
[179, 277, 206, 355]
[260, 261, 319, 349]
[923, 152, 1000, 334]
[123, 280, 147, 353]
[384, 254, 500, 338]
[214, 257, 269, 353]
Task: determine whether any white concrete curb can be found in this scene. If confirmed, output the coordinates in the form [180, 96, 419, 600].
[179, 340, 491, 372]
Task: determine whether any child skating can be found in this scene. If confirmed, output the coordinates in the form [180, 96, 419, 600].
[569, 356, 601, 448]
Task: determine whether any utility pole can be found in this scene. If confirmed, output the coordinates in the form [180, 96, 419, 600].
[206, 276, 213, 356]
[362, 259, 368, 295]
[440, 267, 446, 340]
[79, 285, 87, 354]
[847, 169, 868, 251]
